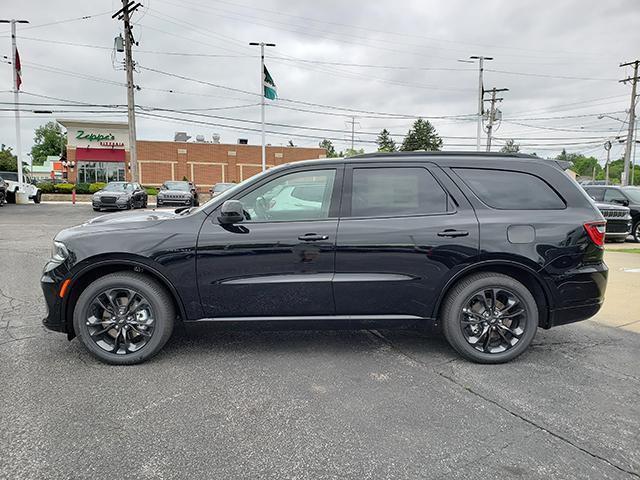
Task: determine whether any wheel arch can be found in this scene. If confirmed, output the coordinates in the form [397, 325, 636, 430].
[63, 256, 188, 339]
[433, 260, 553, 329]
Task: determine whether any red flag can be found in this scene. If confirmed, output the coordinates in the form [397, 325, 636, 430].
[15, 48, 22, 90]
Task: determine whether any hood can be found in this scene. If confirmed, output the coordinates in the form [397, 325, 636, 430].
[594, 201, 629, 212]
[157, 189, 191, 197]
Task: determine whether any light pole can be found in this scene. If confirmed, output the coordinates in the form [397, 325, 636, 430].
[0, 19, 29, 201]
[604, 140, 612, 185]
[249, 41, 275, 172]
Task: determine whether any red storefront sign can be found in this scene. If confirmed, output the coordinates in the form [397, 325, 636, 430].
[75, 147, 126, 162]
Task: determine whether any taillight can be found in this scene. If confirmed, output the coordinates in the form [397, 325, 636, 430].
[584, 221, 606, 247]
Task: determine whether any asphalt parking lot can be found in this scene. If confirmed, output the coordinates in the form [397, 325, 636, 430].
[1, 203, 639, 480]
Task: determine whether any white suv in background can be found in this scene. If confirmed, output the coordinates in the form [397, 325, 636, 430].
[0, 171, 42, 204]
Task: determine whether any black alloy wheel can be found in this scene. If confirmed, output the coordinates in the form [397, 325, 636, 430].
[634, 222, 640, 243]
[73, 272, 175, 364]
[442, 272, 538, 363]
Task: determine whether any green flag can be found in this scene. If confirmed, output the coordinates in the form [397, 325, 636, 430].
[263, 65, 277, 100]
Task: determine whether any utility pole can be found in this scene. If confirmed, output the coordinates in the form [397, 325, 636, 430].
[619, 60, 639, 186]
[604, 140, 612, 185]
[345, 116, 360, 153]
[249, 41, 276, 172]
[1, 19, 28, 201]
[484, 87, 508, 152]
[113, 1, 143, 183]
[470, 55, 493, 151]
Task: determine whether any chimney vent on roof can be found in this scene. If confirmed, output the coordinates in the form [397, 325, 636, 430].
[195, 135, 205, 142]
[238, 138, 248, 145]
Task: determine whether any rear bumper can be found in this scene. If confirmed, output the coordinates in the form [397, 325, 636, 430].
[544, 261, 608, 328]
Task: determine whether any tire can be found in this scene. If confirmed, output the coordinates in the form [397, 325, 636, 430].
[33, 191, 42, 204]
[6, 191, 15, 204]
[72, 272, 175, 365]
[126, 199, 133, 210]
[93, 207, 100, 212]
[143, 198, 148, 208]
[441, 272, 538, 364]
[633, 222, 640, 243]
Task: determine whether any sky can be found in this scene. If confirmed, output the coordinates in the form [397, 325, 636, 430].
[1, 0, 639, 166]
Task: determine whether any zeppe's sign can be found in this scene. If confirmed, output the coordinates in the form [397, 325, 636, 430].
[75, 130, 125, 148]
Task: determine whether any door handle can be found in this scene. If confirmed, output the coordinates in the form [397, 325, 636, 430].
[298, 233, 329, 241]
[437, 229, 469, 238]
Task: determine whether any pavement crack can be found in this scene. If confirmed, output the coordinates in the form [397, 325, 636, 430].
[367, 329, 640, 479]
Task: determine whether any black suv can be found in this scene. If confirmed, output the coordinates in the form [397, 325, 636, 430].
[156, 180, 199, 207]
[41, 152, 608, 365]
[582, 185, 640, 242]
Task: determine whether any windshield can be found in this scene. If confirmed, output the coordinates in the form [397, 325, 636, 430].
[162, 181, 190, 191]
[103, 182, 133, 192]
[0, 172, 18, 181]
[623, 187, 640, 203]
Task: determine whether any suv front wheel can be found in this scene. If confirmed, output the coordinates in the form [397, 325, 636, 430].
[441, 272, 538, 364]
[73, 272, 175, 365]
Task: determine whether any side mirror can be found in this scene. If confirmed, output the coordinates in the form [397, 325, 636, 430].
[613, 198, 629, 207]
[218, 200, 244, 224]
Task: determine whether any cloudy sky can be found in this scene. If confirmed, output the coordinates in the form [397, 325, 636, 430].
[1, 0, 639, 165]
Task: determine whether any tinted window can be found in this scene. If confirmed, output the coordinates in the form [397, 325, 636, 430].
[455, 168, 565, 210]
[237, 169, 336, 222]
[350, 167, 449, 217]
[584, 187, 604, 201]
[604, 189, 627, 203]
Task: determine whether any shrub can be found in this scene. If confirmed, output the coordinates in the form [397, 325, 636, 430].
[89, 182, 107, 193]
[55, 183, 75, 194]
[37, 182, 55, 193]
[74, 182, 91, 194]
[144, 186, 158, 196]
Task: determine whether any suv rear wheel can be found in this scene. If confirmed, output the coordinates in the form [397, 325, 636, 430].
[73, 272, 175, 365]
[441, 272, 538, 364]
[633, 221, 640, 243]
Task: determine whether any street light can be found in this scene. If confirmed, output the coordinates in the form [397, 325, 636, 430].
[597, 114, 627, 124]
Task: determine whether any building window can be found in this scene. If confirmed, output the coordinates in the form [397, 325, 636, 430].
[77, 161, 126, 184]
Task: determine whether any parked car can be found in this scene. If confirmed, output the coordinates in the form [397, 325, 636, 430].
[209, 182, 234, 197]
[583, 185, 640, 242]
[0, 176, 7, 207]
[156, 180, 199, 208]
[594, 201, 631, 242]
[0, 171, 42, 204]
[92, 182, 147, 211]
[42, 152, 608, 365]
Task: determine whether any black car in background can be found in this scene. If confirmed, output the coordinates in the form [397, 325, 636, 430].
[594, 201, 631, 242]
[42, 152, 608, 365]
[583, 185, 640, 242]
[92, 182, 148, 211]
[156, 180, 199, 208]
[0, 176, 7, 206]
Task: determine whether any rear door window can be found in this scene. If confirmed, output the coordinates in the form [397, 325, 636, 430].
[349, 167, 450, 217]
[454, 168, 565, 210]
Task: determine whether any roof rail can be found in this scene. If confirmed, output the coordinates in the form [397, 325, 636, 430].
[350, 151, 538, 160]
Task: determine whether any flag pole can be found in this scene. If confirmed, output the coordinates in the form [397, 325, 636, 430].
[260, 42, 265, 172]
[1, 19, 28, 196]
[250, 41, 275, 173]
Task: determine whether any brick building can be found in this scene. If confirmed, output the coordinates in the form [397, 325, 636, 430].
[57, 119, 326, 190]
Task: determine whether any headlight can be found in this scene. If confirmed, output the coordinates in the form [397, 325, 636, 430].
[44, 241, 69, 273]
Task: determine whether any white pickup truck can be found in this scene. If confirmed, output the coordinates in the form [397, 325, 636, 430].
[0, 171, 42, 204]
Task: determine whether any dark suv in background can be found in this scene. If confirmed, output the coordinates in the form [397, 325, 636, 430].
[583, 185, 640, 242]
[41, 152, 608, 365]
[156, 180, 199, 208]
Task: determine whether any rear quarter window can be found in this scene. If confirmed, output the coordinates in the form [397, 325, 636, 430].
[454, 168, 565, 210]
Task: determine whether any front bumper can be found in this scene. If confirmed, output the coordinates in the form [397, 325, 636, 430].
[41, 273, 67, 334]
[92, 200, 129, 210]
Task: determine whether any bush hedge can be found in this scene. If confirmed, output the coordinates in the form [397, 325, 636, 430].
[35, 181, 159, 196]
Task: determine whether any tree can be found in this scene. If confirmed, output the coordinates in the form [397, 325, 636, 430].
[500, 139, 520, 154]
[319, 139, 338, 158]
[555, 151, 602, 178]
[0, 144, 18, 171]
[30, 122, 66, 166]
[400, 118, 442, 151]
[376, 128, 396, 152]
[343, 148, 365, 158]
